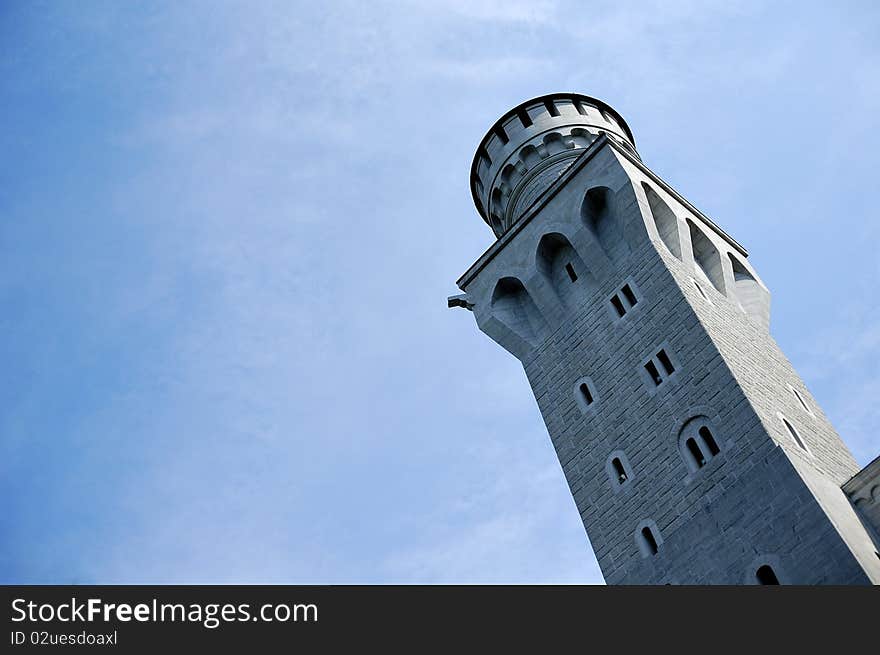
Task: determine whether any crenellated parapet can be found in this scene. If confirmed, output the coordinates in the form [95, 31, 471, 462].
[470, 93, 637, 237]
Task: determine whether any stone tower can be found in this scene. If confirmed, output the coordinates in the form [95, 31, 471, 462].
[450, 93, 880, 584]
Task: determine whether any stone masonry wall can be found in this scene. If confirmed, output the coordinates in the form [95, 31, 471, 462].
[459, 139, 875, 583]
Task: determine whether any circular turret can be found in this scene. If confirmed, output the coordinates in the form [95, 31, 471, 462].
[470, 93, 637, 237]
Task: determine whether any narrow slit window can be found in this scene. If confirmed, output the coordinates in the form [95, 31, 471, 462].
[495, 126, 509, 145]
[641, 527, 659, 555]
[791, 388, 810, 413]
[544, 100, 560, 117]
[693, 279, 709, 301]
[517, 109, 532, 128]
[621, 284, 637, 307]
[565, 263, 578, 282]
[656, 349, 675, 375]
[611, 295, 626, 317]
[756, 565, 779, 585]
[645, 361, 662, 386]
[782, 417, 808, 452]
[573, 100, 588, 116]
[686, 437, 706, 468]
[579, 382, 593, 405]
[699, 426, 720, 456]
[612, 458, 627, 484]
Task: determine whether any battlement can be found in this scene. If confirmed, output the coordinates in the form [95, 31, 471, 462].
[470, 93, 636, 237]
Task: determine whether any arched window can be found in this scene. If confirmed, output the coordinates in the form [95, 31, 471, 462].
[699, 426, 720, 456]
[727, 253, 769, 328]
[579, 382, 593, 405]
[581, 187, 630, 263]
[687, 220, 726, 294]
[678, 417, 723, 473]
[573, 377, 598, 413]
[756, 565, 780, 585]
[642, 183, 682, 259]
[611, 458, 627, 484]
[490, 277, 547, 345]
[536, 233, 594, 308]
[605, 451, 634, 491]
[636, 522, 661, 557]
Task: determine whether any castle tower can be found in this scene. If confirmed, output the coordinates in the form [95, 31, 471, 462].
[450, 93, 880, 584]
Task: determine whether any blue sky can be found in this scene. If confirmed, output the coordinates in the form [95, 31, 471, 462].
[1, 1, 878, 583]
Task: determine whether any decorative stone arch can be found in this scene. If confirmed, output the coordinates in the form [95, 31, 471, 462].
[677, 415, 724, 475]
[581, 185, 630, 264]
[518, 143, 542, 168]
[687, 219, 726, 295]
[568, 127, 594, 148]
[489, 276, 547, 345]
[542, 131, 571, 156]
[746, 554, 787, 585]
[665, 405, 732, 480]
[641, 182, 682, 259]
[635, 519, 663, 558]
[500, 162, 522, 189]
[728, 252, 770, 329]
[535, 232, 595, 308]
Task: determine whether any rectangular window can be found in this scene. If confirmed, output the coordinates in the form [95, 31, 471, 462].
[645, 360, 662, 386]
[656, 349, 675, 375]
[643, 346, 678, 390]
[609, 281, 640, 321]
[565, 263, 578, 282]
